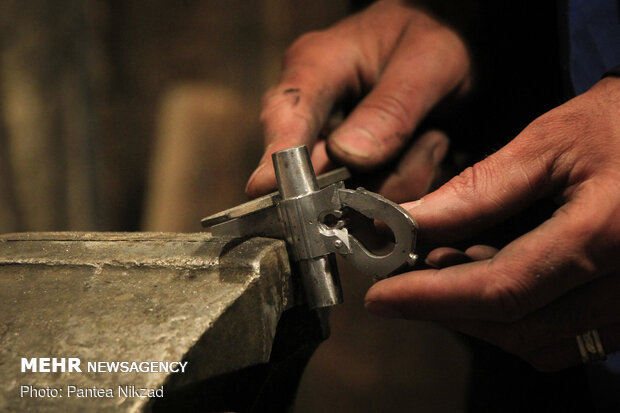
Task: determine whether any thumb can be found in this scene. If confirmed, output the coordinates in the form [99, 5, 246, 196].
[402, 136, 555, 243]
[326, 20, 469, 170]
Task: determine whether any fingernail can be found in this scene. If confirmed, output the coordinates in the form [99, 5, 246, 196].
[331, 127, 380, 159]
[431, 139, 449, 165]
[364, 301, 403, 318]
[245, 162, 265, 194]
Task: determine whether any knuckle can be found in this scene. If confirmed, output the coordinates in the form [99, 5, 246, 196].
[260, 87, 280, 112]
[444, 160, 503, 208]
[284, 31, 319, 59]
[431, 26, 470, 70]
[445, 166, 478, 200]
[283, 30, 331, 65]
[358, 92, 414, 134]
[534, 104, 589, 132]
[260, 88, 311, 127]
[259, 94, 317, 143]
[413, 24, 471, 84]
[259, 89, 283, 128]
[523, 105, 590, 155]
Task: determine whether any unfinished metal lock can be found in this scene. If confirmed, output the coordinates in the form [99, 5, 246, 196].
[202, 146, 418, 309]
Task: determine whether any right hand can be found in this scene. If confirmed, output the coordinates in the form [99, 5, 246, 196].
[246, 0, 471, 202]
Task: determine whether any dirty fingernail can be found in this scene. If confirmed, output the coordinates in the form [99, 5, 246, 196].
[431, 139, 449, 165]
[364, 301, 403, 318]
[331, 127, 380, 159]
[245, 162, 265, 193]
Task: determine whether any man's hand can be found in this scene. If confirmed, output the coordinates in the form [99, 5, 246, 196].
[246, 0, 469, 202]
[365, 77, 620, 371]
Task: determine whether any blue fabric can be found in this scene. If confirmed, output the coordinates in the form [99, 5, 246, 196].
[568, 0, 620, 94]
[586, 352, 620, 411]
[568, 1, 620, 410]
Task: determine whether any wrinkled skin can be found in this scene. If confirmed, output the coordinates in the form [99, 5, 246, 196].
[247, 0, 620, 371]
[246, 0, 469, 201]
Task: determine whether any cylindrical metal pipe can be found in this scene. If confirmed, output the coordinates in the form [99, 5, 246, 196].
[298, 255, 342, 308]
[272, 146, 319, 198]
[272, 146, 343, 309]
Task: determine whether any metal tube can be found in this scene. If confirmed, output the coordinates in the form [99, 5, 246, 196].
[298, 255, 342, 308]
[272, 146, 343, 308]
[272, 146, 319, 198]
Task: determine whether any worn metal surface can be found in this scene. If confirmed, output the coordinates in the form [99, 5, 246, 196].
[272, 146, 343, 309]
[204, 146, 419, 308]
[200, 167, 351, 227]
[0, 232, 297, 412]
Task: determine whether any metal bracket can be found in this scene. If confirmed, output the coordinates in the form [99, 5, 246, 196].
[202, 146, 418, 309]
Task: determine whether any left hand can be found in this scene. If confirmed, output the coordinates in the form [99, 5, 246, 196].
[365, 76, 620, 371]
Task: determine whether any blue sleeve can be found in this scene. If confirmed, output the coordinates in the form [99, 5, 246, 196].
[568, 0, 620, 94]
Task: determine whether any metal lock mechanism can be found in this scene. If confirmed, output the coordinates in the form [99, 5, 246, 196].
[202, 146, 418, 309]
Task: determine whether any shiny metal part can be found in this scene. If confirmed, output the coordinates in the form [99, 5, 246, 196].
[335, 188, 417, 278]
[201, 167, 351, 227]
[273, 146, 319, 198]
[298, 255, 342, 309]
[273, 147, 343, 308]
[202, 145, 418, 309]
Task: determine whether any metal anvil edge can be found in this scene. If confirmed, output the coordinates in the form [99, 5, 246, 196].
[0, 232, 326, 413]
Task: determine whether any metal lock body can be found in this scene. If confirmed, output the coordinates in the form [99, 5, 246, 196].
[203, 146, 418, 309]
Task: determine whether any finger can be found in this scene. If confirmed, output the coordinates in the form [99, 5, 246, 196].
[425, 247, 471, 268]
[246, 129, 335, 199]
[365, 199, 612, 322]
[327, 18, 469, 169]
[464, 245, 499, 261]
[246, 3, 421, 198]
[401, 131, 557, 243]
[376, 130, 449, 203]
[245, 37, 356, 197]
[310, 139, 335, 176]
[425, 244, 498, 268]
